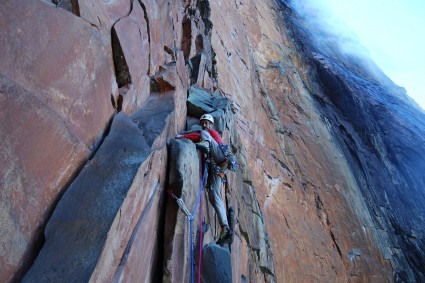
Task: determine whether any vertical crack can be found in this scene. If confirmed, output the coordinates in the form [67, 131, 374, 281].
[330, 230, 343, 260]
[182, 20, 192, 60]
[117, 95, 123, 112]
[196, 0, 212, 34]
[52, 0, 80, 16]
[111, 26, 132, 88]
[195, 34, 204, 54]
[138, 0, 151, 75]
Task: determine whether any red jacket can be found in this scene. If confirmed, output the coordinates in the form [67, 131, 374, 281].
[181, 130, 223, 144]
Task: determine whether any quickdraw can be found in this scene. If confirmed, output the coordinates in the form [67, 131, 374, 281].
[167, 159, 209, 283]
[168, 190, 192, 218]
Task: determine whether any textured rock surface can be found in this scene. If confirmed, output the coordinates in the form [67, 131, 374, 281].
[164, 94, 275, 282]
[209, 0, 424, 281]
[23, 94, 174, 282]
[78, 0, 131, 30]
[163, 139, 201, 283]
[0, 1, 114, 281]
[0, 74, 89, 282]
[285, 4, 425, 280]
[139, 0, 165, 76]
[113, 0, 150, 113]
[201, 243, 232, 283]
[1, 0, 425, 282]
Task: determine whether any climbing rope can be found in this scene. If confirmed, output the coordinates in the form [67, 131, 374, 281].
[189, 158, 208, 283]
[197, 156, 205, 283]
[168, 158, 209, 283]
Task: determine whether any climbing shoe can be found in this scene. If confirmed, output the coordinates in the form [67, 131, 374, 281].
[195, 141, 210, 154]
[216, 227, 233, 246]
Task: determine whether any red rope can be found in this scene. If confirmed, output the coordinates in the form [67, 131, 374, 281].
[168, 156, 206, 282]
[197, 156, 204, 283]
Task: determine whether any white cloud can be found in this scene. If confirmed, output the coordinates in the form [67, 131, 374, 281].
[291, 0, 425, 109]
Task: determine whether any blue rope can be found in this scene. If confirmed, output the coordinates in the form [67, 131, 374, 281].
[189, 218, 194, 283]
[189, 160, 209, 283]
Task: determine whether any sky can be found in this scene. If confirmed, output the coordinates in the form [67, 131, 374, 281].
[296, 0, 425, 109]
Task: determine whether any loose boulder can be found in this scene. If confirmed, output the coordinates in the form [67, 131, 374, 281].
[201, 243, 232, 283]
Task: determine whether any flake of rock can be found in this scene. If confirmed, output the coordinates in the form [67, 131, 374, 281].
[162, 139, 200, 283]
[113, 0, 149, 95]
[139, 0, 165, 75]
[152, 63, 178, 92]
[187, 86, 229, 118]
[78, 0, 130, 29]
[23, 94, 175, 282]
[201, 244, 232, 283]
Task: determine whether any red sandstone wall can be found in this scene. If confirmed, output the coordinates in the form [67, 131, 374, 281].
[0, 0, 400, 282]
[209, 0, 393, 281]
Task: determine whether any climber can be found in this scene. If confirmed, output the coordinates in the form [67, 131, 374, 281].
[176, 114, 233, 245]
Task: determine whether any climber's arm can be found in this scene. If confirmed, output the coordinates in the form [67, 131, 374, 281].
[176, 132, 201, 142]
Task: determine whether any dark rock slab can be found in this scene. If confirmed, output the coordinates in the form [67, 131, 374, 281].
[187, 86, 232, 133]
[131, 93, 175, 147]
[22, 113, 150, 283]
[88, 93, 175, 282]
[23, 94, 175, 282]
[163, 139, 200, 283]
[187, 86, 230, 119]
[201, 243, 232, 283]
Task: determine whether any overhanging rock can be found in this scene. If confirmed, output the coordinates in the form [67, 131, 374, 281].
[187, 86, 231, 132]
[187, 85, 229, 117]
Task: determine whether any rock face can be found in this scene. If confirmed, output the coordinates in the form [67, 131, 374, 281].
[0, 1, 114, 281]
[208, 0, 424, 281]
[283, 2, 425, 280]
[23, 94, 174, 282]
[163, 96, 275, 283]
[201, 244, 232, 283]
[163, 139, 200, 283]
[1, 0, 425, 282]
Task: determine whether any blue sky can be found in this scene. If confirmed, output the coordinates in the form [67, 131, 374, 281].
[298, 0, 425, 109]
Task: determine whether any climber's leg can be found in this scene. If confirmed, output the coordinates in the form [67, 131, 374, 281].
[207, 173, 228, 227]
[200, 130, 226, 163]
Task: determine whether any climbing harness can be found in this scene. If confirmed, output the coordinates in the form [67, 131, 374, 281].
[209, 160, 227, 180]
[219, 144, 240, 172]
[168, 143, 238, 281]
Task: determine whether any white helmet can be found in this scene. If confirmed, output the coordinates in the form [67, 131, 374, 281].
[200, 113, 214, 124]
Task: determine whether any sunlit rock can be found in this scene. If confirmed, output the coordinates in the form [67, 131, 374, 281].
[0, 1, 114, 281]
